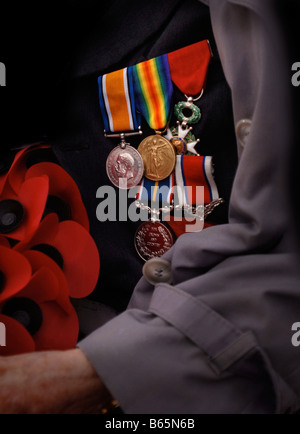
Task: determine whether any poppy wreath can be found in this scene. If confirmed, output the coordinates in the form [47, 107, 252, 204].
[0, 145, 100, 355]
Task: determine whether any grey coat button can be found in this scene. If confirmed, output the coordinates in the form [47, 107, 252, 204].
[142, 258, 172, 286]
[235, 119, 252, 148]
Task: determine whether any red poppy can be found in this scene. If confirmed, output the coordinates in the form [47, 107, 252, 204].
[0, 146, 32, 196]
[0, 314, 35, 356]
[0, 143, 99, 356]
[15, 214, 100, 299]
[0, 175, 49, 242]
[25, 162, 89, 230]
[5, 145, 52, 195]
[0, 245, 32, 304]
[0, 173, 7, 196]
[23, 249, 73, 315]
[14, 267, 79, 351]
[0, 236, 10, 247]
[0, 171, 17, 198]
[0, 266, 79, 356]
[0, 149, 20, 196]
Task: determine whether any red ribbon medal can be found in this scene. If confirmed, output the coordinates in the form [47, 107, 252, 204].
[168, 40, 212, 96]
[165, 40, 212, 156]
[167, 155, 224, 237]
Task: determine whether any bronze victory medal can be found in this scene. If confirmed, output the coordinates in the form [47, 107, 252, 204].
[106, 145, 144, 189]
[134, 221, 175, 262]
[138, 135, 176, 181]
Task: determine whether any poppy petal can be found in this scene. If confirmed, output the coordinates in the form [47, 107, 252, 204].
[53, 221, 100, 298]
[22, 250, 72, 314]
[25, 162, 89, 230]
[0, 314, 36, 356]
[0, 236, 10, 248]
[0, 246, 32, 303]
[15, 213, 60, 253]
[7, 145, 52, 195]
[17, 267, 59, 303]
[1, 297, 43, 337]
[0, 173, 8, 196]
[5, 147, 29, 195]
[16, 220, 100, 299]
[33, 301, 79, 351]
[2, 176, 49, 241]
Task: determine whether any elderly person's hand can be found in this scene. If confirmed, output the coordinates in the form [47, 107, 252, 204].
[0, 349, 112, 414]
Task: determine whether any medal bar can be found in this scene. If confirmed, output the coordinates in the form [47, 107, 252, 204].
[98, 67, 144, 189]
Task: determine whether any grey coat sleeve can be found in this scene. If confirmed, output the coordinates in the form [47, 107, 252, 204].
[78, 0, 300, 414]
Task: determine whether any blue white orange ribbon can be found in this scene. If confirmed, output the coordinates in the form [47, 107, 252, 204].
[98, 66, 140, 133]
[137, 173, 175, 205]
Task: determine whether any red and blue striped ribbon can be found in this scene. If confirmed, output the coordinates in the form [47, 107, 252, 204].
[175, 155, 219, 205]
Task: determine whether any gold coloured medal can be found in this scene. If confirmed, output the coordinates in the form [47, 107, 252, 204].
[137, 135, 176, 182]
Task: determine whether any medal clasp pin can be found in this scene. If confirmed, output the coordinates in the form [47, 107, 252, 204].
[104, 127, 143, 149]
[119, 133, 127, 149]
[150, 208, 161, 224]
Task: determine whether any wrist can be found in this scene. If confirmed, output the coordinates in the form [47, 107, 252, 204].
[0, 348, 115, 414]
[58, 348, 114, 414]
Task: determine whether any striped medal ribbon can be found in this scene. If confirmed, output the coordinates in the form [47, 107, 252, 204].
[136, 173, 175, 209]
[98, 67, 144, 189]
[173, 155, 223, 222]
[165, 40, 212, 155]
[133, 55, 176, 182]
[134, 173, 176, 262]
[175, 155, 219, 206]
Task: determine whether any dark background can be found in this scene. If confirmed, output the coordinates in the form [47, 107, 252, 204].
[0, 1, 299, 148]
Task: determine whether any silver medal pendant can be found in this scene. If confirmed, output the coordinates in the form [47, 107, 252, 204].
[105, 130, 144, 189]
[106, 145, 144, 189]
